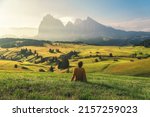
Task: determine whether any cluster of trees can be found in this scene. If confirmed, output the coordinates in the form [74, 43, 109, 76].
[141, 39, 150, 47]
[49, 49, 61, 53]
[20, 48, 34, 57]
[57, 57, 69, 69]
[49, 57, 58, 63]
[20, 48, 43, 59]
[0, 55, 16, 61]
[54, 41, 83, 44]
[130, 53, 147, 59]
[0, 38, 52, 48]
[60, 51, 79, 59]
[20, 48, 49, 64]
[135, 39, 150, 48]
[56, 51, 79, 69]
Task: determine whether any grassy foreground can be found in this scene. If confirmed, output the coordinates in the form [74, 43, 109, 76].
[0, 72, 149, 100]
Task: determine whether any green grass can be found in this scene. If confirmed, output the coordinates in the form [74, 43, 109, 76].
[0, 60, 50, 72]
[0, 72, 149, 100]
[1, 46, 150, 76]
[70, 58, 150, 76]
[0, 45, 150, 100]
[104, 58, 150, 77]
[1, 45, 150, 59]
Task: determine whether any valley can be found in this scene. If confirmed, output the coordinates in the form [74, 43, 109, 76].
[0, 38, 150, 100]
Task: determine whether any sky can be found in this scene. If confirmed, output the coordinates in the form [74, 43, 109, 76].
[0, 0, 150, 37]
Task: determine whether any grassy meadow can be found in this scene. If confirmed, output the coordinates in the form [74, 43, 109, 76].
[0, 72, 149, 100]
[0, 43, 150, 100]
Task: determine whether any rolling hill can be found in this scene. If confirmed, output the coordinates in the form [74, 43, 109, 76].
[0, 39, 150, 77]
[0, 39, 150, 100]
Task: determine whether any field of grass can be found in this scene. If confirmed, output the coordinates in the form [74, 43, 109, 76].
[0, 43, 150, 100]
[0, 60, 50, 72]
[0, 72, 149, 100]
[1, 44, 150, 58]
[103, 58, 150, 76]
[1, 44, 150, 76]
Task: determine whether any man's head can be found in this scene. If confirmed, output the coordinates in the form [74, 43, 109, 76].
[78, 61, 83, 68]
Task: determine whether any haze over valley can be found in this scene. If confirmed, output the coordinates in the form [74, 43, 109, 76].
[1, 13, 150, 46]
[1, 0, 150, 41]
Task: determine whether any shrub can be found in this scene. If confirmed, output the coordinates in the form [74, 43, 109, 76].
[109, 53, 113, 57]
[39, 69, 46, 72]
[99, 56, 102, 59]
[130, 60, 134, 62]
[137, 57, 142, 60]
[114, 59, 118, 62]
[49, 66, 54, 72]
[131, 53, 137, 58]
[14, 64, 18, 68]
[139, 52, 143, 55]
[95, 59, 99, 62]
[21, 66, 29, 70]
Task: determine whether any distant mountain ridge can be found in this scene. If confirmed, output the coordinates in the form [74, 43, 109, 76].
[37, 14, 150, 43]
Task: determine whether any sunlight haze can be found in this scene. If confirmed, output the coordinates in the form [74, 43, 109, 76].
[0, 0, 150, 38]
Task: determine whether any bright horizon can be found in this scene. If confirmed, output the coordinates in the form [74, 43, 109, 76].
[0, 0, 150, 38]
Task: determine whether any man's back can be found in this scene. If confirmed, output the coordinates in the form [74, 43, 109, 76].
[73, 68, 87, 82]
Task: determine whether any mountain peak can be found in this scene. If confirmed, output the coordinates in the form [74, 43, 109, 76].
[43, 14, 54, 20]
[87, 16, 93, 20]
[67, 21, 73, 25]
[86, 16, 97, 23]
[66, 21, 73, 27]
[41, 14, 64, 27]
[38, 14, 150, 42]
[75, 19, 82, 25]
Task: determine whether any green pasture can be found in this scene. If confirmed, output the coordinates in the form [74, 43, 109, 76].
[0, 72, 149, 100]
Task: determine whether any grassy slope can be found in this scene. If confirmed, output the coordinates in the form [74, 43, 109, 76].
[104, 58, 150, 76]
[70, 58, 150, 76]
[1, 45, 150, 58]
[0, 72, 149, 100]
[1, 58, 150, 76]
[0, 60, 50, 72]
[0, 45, 150, 100]
[78, 46, 150, 57]
[1, 45, 150, 76]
